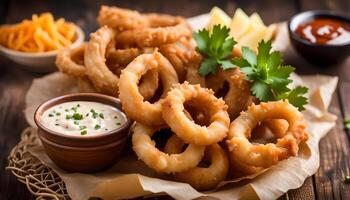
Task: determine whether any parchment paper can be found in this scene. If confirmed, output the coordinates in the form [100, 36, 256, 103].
[24, 14, 339, 200]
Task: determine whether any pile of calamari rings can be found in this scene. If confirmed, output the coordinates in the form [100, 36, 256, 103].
[55, 5, 308, 190]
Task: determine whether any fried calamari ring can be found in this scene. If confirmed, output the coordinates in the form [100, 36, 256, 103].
[226, 101, 308, 168]
[106, 48, 142, 68]
[185, 52, 205, 87]
[98, 5, 190, 31]
[162, 82, 230, 145]
[159, 37, 194, 82]
[115, 18, 192, 48]
[229, 119, 289, 177]
[84, 26, 161, 98]
[56, 43, 86, 77]
[97, 5, 148, 30]
[119, 52, 178, 126]
[132, 123, 205, 173]
[164, 135, 229, 190]
[84, 26, 119, 96]
[206, 68, 254, 119]
[261, 119, 289, 138]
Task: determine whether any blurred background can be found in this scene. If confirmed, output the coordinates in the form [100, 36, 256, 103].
[1, 0, 349, 37]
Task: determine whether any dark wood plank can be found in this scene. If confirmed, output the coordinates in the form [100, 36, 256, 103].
[313, 91, 350, 200]
[286, 177, 316, 200]
[0, 66, 38, 200]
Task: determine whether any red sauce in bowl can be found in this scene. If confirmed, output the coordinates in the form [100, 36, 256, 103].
[295, 18, 350, 45]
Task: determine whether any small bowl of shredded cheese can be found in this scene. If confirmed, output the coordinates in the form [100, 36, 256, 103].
[0, 12, 84, 73]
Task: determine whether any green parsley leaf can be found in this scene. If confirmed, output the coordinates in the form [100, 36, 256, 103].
[242, 47, 257, 66]
[343, 118, 350, 130]
[56, 112, 61, 116]
[193, 29, 209, 54]
[233, 40, 309, 111]
[199, 58, 217, 76]
[74, 121, 79, 125]
[99, 113, 104, 119]
[90, 109, 99, 118]
[72, 113, 83, 120]
[218, 60, 235, 70]
[94, 124, 101, 130]
[193, 24, 237, 76]
[251, 80, 274, 102]
[66, 115, 72, 120]
[48, 113, 54, 117]
[80, 130, 87, 135]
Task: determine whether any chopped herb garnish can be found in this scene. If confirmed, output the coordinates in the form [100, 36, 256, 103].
[55, 123, 59, 126]
[56, 112, 61, 116]
[105, 128, 108, 131]
[93, 113, 98, 118]
[71, 107, 78, 112]
[48, 113, 54, 117]
[80, 130, 87, 135]
[116, 122, 121, 125]
[345, 175, 350, 183]
[86, 113, 89, 117]
[91, 109, 98, 118]
[65, 109, 69, 112]
[99, 113, 104, 119]
[66, 115, 72, 120]
[344, 119, 350, 130]
[114, 116, 118, 119]
[77, 104, 80, 107]
[72, 113, 83, 120]
[79, 125, 87, 130]
[94, 124, 101, 130]
[74, 121, 79, 125]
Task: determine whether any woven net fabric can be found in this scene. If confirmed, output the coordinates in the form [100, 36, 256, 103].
[6, 127, 69, 200]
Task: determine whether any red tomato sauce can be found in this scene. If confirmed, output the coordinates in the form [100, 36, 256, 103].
[295, 18, 350, 45]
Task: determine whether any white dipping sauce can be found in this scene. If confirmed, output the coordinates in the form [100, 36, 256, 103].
[41, 101, 125, 136]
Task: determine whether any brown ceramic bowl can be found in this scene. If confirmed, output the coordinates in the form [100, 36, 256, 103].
[34, 93, 133, 173]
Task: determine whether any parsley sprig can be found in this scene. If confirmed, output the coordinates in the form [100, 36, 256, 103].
[232, 40, 308, 111]
[193, 25, 308, 111]
[193, 24, 236, 76]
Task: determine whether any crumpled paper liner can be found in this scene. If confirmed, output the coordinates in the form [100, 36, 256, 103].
[22, 14, 339, 200]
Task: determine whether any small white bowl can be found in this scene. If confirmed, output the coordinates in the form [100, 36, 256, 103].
[0, 25, 85, 73]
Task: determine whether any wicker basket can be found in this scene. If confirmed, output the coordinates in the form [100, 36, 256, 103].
[6, 128, 69, 200]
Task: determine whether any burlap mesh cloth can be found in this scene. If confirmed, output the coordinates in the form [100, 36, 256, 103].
[6, 127, 69, 200]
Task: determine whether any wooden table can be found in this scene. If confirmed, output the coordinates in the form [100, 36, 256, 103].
[0, 0, 349, 199]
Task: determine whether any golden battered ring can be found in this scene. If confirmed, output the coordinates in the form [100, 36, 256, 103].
[119, 51, 178, 126]
[162, 82, 230, 145]
[164, 135, 229, 190]
[206, 68, 253, 119]
[132, 123, 205, 173]
[56, 43, 87, 77]
[226, 101, 308, 168]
